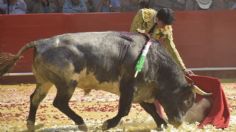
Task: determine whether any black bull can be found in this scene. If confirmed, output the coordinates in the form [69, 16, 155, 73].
[1, 31, 201, 130]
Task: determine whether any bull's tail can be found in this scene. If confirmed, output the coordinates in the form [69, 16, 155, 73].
[0, 41, 37, 76]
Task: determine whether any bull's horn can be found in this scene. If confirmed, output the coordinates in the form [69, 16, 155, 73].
[192, 85, 212, 96]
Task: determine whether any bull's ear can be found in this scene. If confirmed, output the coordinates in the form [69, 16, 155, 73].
[192, 85, 212, 96]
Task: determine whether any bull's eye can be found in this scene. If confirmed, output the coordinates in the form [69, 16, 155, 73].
[184, 100, 191, 108]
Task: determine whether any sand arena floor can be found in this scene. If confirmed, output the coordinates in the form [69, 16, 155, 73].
[0, 80, 236, 132]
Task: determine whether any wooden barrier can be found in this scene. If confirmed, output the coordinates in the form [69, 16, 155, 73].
[1, 10, 236, 83]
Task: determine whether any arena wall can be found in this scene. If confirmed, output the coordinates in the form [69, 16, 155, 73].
[1, 10, 236, 83]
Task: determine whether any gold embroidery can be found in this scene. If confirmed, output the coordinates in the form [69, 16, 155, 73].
[130, 8, 157, 33]
[153, 25, 173, 40]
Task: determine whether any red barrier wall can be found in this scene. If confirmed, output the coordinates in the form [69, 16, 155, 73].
[173, 10, 236, 68]
[0, 11, 236, 83]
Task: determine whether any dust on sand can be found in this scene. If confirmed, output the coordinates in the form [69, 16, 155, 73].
[0, 82, 236, 132]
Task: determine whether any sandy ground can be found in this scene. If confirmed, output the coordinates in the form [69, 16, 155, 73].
[0, 81, 236, 132]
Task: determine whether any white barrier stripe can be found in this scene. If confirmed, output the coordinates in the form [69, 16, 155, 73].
[189, 67, 236, 71]
[3, 72, 34, 76]
[2, 67, 236, 77]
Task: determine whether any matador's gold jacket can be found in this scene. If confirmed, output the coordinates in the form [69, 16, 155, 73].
[130, 8, 187, 71]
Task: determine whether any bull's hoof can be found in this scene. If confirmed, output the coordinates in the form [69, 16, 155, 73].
[78, 124, 88, 131]
[156, 123, 167, 131]
[26, 120, 35, 131]
[102, 119, 119, 130]
[155, 127, 164, 131]
[102, 121, 109, 130]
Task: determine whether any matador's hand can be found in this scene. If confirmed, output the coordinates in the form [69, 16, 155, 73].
[184, 69, 195, 76]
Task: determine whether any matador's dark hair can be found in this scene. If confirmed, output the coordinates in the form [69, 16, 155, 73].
[156, 8, 175, 25]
